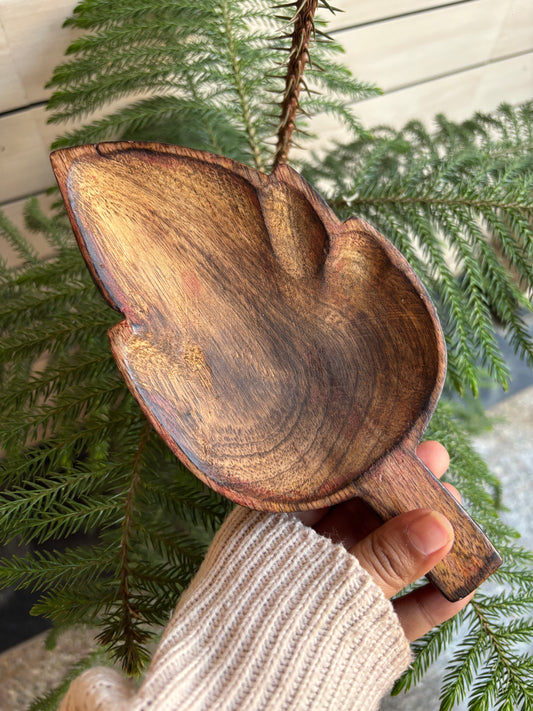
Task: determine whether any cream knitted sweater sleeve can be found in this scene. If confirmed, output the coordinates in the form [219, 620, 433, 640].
[59, 507, 412, 711]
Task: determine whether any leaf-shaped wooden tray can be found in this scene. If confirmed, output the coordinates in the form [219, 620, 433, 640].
[51, 142, 501, 601]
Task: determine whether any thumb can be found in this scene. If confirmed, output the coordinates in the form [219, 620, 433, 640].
[350, 509, 454, 598]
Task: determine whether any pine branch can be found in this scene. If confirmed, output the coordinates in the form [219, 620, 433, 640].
[0, 544, 117, 593]
[30, 582, 119, 627]
[0, 209, 39, 264]
[47, 1, 377, 168]
[273, 0, 318, 167]
[23, 197, 75, 252]
[100, 422, 151, 675]
[2, 349, 115, 415]
[0, 488, 124, 546]
[271, 1, 377, 168]
[0, 306, 116, 364]
[4, 248, 87, 289]
[305, 104, 533, 395]
[220, 0, 265, 170]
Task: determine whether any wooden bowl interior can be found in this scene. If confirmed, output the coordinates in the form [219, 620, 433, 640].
[60, 145, 444, 508]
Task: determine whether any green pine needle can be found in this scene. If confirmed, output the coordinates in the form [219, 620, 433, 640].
[305, 103, 533, 395]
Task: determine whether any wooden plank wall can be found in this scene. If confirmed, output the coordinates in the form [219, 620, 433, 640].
[0, 0, 532, 258]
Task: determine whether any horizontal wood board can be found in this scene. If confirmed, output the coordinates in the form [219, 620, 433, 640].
[307, 50, 533, 151]
[326, 0, 468, 30]
[0, 0, 467, 114]
[1, 0, 532, 226]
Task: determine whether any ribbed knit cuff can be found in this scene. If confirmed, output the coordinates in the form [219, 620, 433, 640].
[133, 507, 412, 711]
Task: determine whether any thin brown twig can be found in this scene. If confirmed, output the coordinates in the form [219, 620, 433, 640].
[98, 421, 152, 674]
[272, 0, 318, 169]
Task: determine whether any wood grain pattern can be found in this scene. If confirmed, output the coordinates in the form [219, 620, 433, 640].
[336, 0, 533, 94]
[3, 0, 532, 207]
[0, 0, 78, 113]
[51, 142, 501, 600]
[327, 0, 462, 31]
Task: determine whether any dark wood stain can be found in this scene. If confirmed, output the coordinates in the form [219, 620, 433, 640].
[51, 142, 501, 601]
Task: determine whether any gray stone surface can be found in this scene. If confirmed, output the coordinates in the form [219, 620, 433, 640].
[381, 385, 533, 710]
[0, 627, 99, 711]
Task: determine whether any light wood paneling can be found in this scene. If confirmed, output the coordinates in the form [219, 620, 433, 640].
[0, 19, 27, 110]
[307, 51, 533, 150]
[1, 0, 530, 113]
[0, 0, 531, 211]
[336, 0, 533, 92]
[328, 0, 466, 31]
[0, 0, 78, 112]
[492, 0, 533, 58]
[0, 106, 56, 204]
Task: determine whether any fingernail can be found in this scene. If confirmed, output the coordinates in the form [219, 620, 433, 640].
[407, 511, 454, 555]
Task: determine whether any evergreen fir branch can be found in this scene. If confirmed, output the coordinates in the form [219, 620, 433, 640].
[0, 254, 10, 281]
[47, 0, 280, 166]
[106, 421, 152, 674]
[31, 582, 119, 626]
[0, 489, 124, 546]
[134, 525, 209, 573]
[400, 203, 486, 394]
[220, 0, 266, 170]
[50, 97, 239, 156]
[292, 94, 371, 144]
[338, 189, 533, 212]
[271, 2, 378, 167]
[0, 209, 39, 264]
[2, 349, 115, 414]
[64, 21, 182, 57]
[5, 248, 88, 289]
[96, 608, 153, 675]
[125, 586, 186, 628]
[0, 279, 98, 333]
[304, 53, 378, 105]
[1, 378, 125, 455]
[63, 0, 168, 31]
[0, 450, 133, 544]
[49, 45, 191, 88]
[23, 197, 73, 252]
[475, 591, 533, 616]
[0, 308, 116, 364]
[0, 543, 116, 593]
[438, 625, 492, 711]
[306, 105, 533, 395]
[0, 410, 131, 488]
[272, 0, 319, 167]
[48, 0, 377, 168]
[458, 604, 533, 711]
[431, 205, 512, 389]
[47, 76, 173, 124]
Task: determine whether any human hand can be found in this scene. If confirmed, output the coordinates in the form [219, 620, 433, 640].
[296, 441, 474, 641]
